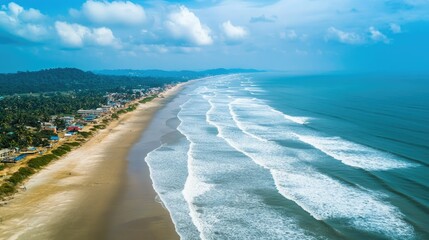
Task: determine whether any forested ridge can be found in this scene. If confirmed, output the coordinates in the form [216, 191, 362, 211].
[0, 68, 181, 95]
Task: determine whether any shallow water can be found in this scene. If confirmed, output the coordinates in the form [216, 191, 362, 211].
[143, 73, 429, 239]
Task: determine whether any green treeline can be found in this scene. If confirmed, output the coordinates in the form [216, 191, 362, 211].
[0, 92, 105, 149]
[0, 68, 181, 95]
[0, 68, 182, 149]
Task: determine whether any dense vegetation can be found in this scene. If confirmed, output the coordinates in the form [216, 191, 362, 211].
[0, 68, 183, 95]
[0, 68, 181, 149]
[0, 92, 106, 149]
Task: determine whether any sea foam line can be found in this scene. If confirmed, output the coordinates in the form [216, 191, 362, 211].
[293, 134, 417, 171]
[230, 98, 416, 171]
[145, 143, 200, 240]
[232, 98, 310, 125]
[177, 100, 213, 240]
[183, 91, 320, 239]
[204, 94, 415, 239]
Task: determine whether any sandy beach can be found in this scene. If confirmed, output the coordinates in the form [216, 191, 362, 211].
[0, 84, 184, 240]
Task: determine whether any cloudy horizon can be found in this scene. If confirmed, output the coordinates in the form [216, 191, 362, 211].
[1, 0, 428, 73]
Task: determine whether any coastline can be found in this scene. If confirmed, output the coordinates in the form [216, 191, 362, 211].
[0, 83, 185, 240]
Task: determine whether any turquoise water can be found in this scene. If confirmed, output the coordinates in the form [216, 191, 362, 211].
[144, 73, 429, 239]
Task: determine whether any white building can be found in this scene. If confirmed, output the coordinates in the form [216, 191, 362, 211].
[0, 148, 13, 159]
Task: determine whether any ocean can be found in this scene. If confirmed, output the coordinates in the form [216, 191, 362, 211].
[142, 73, 429, 239]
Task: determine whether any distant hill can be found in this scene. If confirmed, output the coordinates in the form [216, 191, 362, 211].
[94, 68, 263, 78]
[0, 68, 182, 95]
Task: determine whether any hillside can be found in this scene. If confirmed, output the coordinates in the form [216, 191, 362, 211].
[0, 68, 180, 95]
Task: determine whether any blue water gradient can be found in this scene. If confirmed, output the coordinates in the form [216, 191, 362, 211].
[144, 73, 429, 239]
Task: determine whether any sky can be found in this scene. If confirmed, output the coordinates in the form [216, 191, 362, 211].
[0, 0, 428, 73]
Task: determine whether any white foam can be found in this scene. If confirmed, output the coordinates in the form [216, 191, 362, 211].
[295, 134, 417, 171]
[229, 103, 267, 142]
[204, 93, 415, 239]
[177, 95, 317, 239]
[178, 99, 215, 240]
[232, 98, 310, 125]
[230, 98, 414, 171]
[145, 141, 200, 239]
[244, 87, 266, 93]
[274, 170, 415, 239]
[272, 108, 309, 125]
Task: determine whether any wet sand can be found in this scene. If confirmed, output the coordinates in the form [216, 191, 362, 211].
[0, 84, 184, 240]
[105, 83, 191, 240]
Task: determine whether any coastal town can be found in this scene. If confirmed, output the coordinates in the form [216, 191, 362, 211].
[0, 84, 168, 197]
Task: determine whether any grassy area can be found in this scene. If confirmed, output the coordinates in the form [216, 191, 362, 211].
[27, 154, 58, 169]
[0, 139, 82, 197]
[51, 145, 72, 157]
[64, 142, 81, 147]
[93, 124, 106, 129]
[139, 95, 158, 104]
[7, 167, 34, 185]
[78, 131, 92, 138]
[0, 183, 14, 195]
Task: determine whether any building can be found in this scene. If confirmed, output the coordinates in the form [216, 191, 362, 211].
[41, 122, 57, 134]
[84, 115, 96, 122]
[67, 126, 82, 132]
[0, 148, 13, 159]
[77, 109, 105, 116]
[100, 105, 112, 113]
[61, 116, 75, 125]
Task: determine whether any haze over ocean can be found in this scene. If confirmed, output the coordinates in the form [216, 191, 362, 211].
[145, 73, 429, 240]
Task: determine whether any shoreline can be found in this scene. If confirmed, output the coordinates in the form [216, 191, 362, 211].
[104, 83, 191, 240]
[0, 83, 186, 240]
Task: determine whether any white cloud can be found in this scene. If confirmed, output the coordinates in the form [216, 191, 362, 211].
[82, 0, 145, 25]
[221, 20, 248, 42]
[369, 26, 389, 43]
[0, 2, 47, 42]
[20, 8, 44, 22]
[7, 2, 23, 17]
[55, 21, 119, 48]
[6, 2, 44, 22]
[165, 6, 213, 46]
[326, 27, 364, 44]
[389, 23, 401, 33]
[92, 27, 118, 46]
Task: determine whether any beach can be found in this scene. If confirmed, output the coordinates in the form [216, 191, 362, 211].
[0, 84, 184, 240]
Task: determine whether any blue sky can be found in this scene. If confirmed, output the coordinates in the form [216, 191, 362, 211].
[0, 0, 428, 73]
